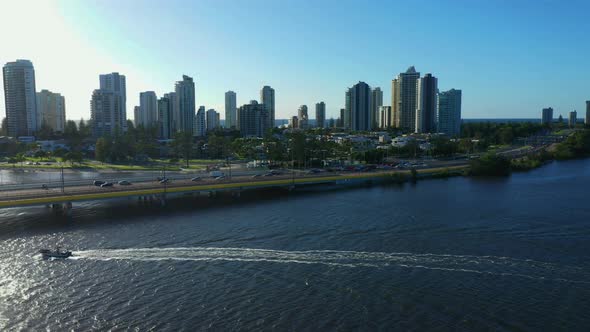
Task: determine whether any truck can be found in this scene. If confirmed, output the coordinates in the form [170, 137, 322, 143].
[209, 171, 224, 178]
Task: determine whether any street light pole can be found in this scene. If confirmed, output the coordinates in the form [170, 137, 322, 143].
[291, 148, 295, 185]
[60, 163, 65, 193]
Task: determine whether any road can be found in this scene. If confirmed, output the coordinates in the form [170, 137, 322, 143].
[0, 160, 469, 205]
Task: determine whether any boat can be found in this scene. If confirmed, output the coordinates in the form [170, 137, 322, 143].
[39, 247, 72, 259]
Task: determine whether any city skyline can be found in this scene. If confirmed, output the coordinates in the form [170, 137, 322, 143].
[2, 1, 590, 122]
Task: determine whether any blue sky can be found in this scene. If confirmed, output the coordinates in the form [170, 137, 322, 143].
[1, 0, 589, 121]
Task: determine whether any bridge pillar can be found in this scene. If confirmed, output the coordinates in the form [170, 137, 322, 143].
[51, 203, 61, 212]
[63, 202, 73, 217]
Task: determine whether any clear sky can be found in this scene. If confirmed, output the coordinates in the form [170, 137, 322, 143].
[1, 0, 589, 121]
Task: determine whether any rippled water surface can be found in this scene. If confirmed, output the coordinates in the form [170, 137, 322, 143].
[1, 160, 590, 330]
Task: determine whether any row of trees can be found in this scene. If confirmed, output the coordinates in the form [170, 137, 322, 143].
[94, 121, 160, 163]
[461, 122, 546, 145]
[552, 130, 590, 160]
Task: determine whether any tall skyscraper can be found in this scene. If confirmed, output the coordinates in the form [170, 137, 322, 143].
[194, 106, 206, 137]
[99, 72, 126, 130]
[36, 90, 66, 133]
[392, 66, 420, 131]
[542, 107, 553, 125]
[416, 73, 438, 133]
[586, 101, 590, 126]
[237, 100, 269, 137]
[370, 87, 383, 129]
[569, 110, 577, 128]
[289, 116, 299, 129]
[260, 86, 275, 128]
[328, 118, 336, 128]
[175, 75, 195, 135]
[315, 102, 326, 128]
[163, 92, 176, 132]
[225, 91, 237, 128]
[2, 59, 37, 137]
[347, 81, 372, 131]
[298, 105, 308, 129]
[437, 89, 462, 136]
[133, 106, 140, 127]
[158, 97, 172, 139]
[378, 106, 392, 129]
[339, 108, 345, 128]
[138, 91, 158, 128]
[206, 109, 220, 131]
[344, 91, 351, 129]
[91, 89, 125, 137]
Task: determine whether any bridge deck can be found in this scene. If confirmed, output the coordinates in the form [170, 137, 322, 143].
[0, 166, 468, 209]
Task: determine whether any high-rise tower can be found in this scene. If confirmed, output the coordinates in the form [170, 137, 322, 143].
[260, 86, 275, 128]
[225, 91, 237, 128]
[392, 66, 420, 131]
[2, 59, 37, 137]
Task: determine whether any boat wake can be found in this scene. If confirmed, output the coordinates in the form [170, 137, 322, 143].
[72, 247, 590, 284]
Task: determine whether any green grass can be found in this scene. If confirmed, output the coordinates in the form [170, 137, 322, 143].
[486, 144, 510, 152]
[553, 129, 574, 136]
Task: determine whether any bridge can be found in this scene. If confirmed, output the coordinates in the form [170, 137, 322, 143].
[0, 164, 469, 211]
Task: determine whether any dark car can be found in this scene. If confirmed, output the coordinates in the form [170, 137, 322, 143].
[100, 182, 113, 188]
[93, 180, 105, 186]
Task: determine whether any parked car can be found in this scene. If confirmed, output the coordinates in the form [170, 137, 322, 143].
[93, 180, 105, 186]
[118, 180, 132, 185]
[191, 177, 201, 182]
[100, 182, 113, 188]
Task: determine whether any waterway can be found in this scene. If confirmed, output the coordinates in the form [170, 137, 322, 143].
[0, 159, 589, 330]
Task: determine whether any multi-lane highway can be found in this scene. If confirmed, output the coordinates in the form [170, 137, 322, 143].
[0, 160, 470, 208]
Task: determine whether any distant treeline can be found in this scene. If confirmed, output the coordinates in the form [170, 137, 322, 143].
[461, 122, 547, 145]
[470, 130, 590, 176]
